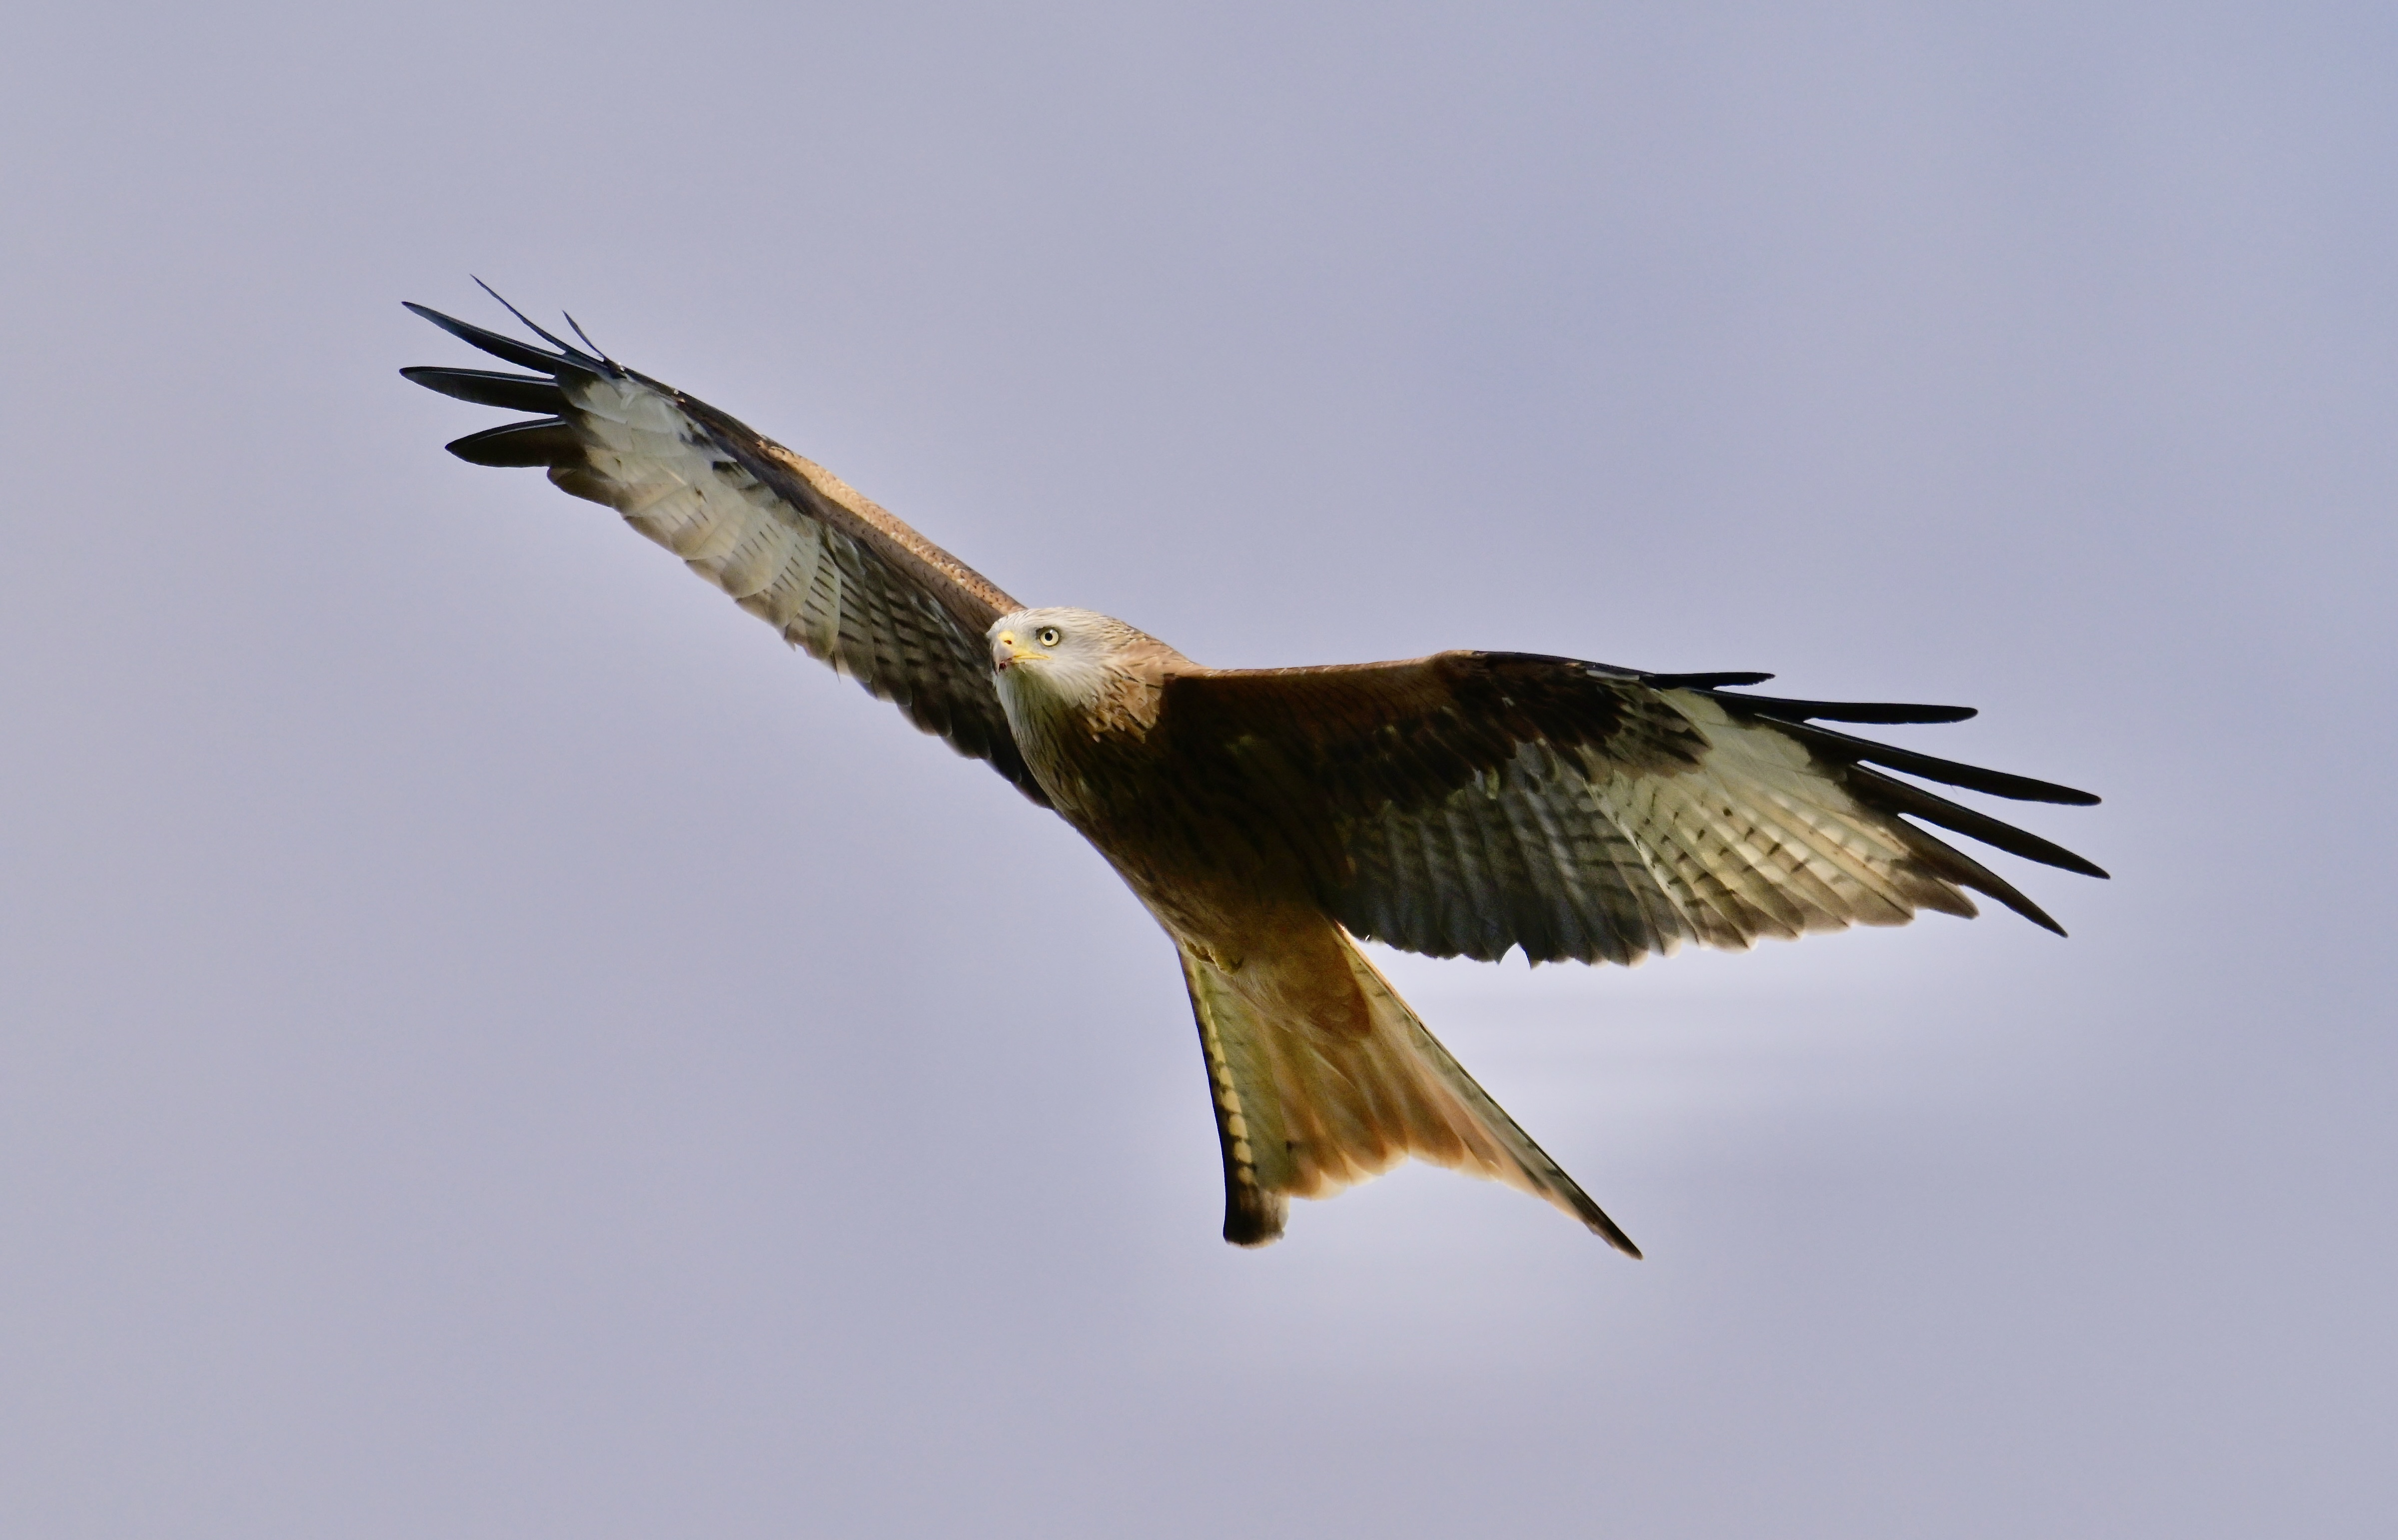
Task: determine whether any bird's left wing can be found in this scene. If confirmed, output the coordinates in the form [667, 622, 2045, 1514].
[402, 297, 1048, 804]
[1161, 653, 2104, 965]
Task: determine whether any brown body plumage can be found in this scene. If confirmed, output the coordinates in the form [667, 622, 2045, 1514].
[403, 294, 2106, 1252]
[988, 610, 1625, 1245]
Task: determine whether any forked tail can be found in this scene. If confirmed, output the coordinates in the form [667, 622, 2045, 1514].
[1177, 931, 1639, 1254]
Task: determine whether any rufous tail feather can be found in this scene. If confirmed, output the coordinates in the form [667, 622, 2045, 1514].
[1177, 929, 1638, 1254]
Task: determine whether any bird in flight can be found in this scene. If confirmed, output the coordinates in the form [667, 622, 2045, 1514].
[402, 290, 2105, 1255]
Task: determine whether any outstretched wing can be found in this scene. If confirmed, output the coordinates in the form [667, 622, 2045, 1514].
[1161, 653, 2104, 965]
[402, 297, 1048, 805]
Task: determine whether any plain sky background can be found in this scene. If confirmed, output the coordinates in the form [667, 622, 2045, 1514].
[3, 3, 2392, 1536]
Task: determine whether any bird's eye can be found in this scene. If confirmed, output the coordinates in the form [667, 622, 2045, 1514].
[1036, 626, 1062, 648]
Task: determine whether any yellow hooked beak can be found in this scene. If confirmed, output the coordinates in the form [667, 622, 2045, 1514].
[993, 631, 1049, 671]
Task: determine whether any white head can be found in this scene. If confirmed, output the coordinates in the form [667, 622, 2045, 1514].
[988, 607, 1123, 713]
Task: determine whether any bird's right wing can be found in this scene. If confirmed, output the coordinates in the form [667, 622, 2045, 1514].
[402, 296, 1049, 805]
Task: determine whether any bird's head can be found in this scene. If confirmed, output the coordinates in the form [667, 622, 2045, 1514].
[990, 607, 1120, 707]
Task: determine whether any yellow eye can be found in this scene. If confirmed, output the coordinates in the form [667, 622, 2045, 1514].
[1036, 626, 1062, 648]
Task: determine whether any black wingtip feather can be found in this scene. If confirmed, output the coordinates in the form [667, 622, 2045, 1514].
[1852, 767, 2110, 879]
[444, 418, 579, 467]
[561, 310, 618, 368]
[1643, 671, 1775, 690]
[1977, 882, 2071, 935]
[1734, 697, 1980, 726]
[401, 365, 569, 415]
[404, 301, 584, 375]
[1780, 719, 2102, 805]
[471, 276, 601, 366]
[1890, 821, 2075, 933]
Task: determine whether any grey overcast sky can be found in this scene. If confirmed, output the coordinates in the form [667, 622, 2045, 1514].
[3, 2, 2392, 1536]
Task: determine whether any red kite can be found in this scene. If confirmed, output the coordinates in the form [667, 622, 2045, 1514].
[404, 293, 2104, 1253]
